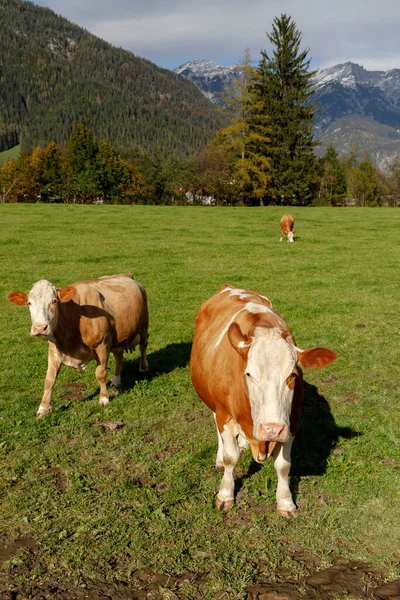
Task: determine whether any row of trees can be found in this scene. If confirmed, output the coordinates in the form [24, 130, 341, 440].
[1, 13, 400, 206]
[2, 126, 400, 206]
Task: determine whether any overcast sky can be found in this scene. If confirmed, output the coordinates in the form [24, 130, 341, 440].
[35, 0, 400, 72]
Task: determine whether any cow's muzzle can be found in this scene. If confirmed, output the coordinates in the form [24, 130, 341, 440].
[257, 422, 288, 442]
[31, 323, 50, 337]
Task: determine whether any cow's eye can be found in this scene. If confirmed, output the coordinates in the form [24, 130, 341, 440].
[50, 298, 57, 307]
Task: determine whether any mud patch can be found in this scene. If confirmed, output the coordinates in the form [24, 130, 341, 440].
[0, 536, 38, 567]
[338, 392, 360, 404]
[247, 559, 391, 599]
[61, 382, 87, 401]
[378, 457, 400, 470]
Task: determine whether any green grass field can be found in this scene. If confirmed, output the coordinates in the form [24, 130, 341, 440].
[0, 144, 21, 166]
[0, 204, 399, 598]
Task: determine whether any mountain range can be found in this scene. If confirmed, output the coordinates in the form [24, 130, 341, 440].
[174, 60, 400, 170]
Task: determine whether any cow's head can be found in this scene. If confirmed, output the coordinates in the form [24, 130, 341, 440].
[287, 231, 294, 243]
[228, 323, 336, 443]
[7, 280, 76, 340]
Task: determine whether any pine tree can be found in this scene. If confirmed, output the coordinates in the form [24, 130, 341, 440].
[246, 14, 317, 205]
[319, 145, 347, 205]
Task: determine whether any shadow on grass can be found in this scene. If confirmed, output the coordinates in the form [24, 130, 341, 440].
[234, 381, 359, 500]
[117, 340, 193, 391]
[289, 381, 359, 503]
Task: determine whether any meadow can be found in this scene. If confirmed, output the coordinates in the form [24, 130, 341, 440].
[0, 204, 399, 599]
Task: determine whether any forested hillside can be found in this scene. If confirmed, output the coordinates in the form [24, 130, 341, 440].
[0, 0, 225, 159]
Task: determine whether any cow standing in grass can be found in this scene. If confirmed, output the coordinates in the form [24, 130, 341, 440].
[280, 213, 295, 242]
[7, 273, 149, 417]
[190, 284, 337, 517]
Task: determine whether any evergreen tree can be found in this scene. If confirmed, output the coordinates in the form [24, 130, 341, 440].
[246, 14, 317, 205]
[350, 152, 380, 206]
[215, 50, 273, 205]
[318, 145, 347, 205]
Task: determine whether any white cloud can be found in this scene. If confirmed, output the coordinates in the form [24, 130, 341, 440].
[36, 0, 400, 71]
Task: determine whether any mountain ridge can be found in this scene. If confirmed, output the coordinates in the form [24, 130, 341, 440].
[175, 59, 400, 170]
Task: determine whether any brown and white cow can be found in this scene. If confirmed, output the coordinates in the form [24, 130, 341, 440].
[190, 285, 336, 517]
[7, 273, 149, 418]
[280, 213, 295, 242]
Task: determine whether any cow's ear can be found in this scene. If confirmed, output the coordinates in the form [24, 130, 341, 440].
[57, 286, 76, 303]
[298, 347, 337, 370]
[7, 291, 28, 306]
[228, 322, 251, 360]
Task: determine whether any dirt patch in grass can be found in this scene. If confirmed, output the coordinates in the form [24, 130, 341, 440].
[61, 382, 88, 401]
[338, 391, 360, 404]
[0, 536, 398, 599]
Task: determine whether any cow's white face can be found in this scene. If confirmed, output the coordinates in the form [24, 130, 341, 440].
[287, 231, 294, 242]
[245, 328, 297, 443]
[27, 280, 59, 339]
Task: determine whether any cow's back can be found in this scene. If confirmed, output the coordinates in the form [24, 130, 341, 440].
[58, 274, 148, 351]
[280, 214, 294, 235]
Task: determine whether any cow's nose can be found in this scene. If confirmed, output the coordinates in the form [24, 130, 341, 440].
[32, 324, 50, 336]
[257, 422, 287, 442]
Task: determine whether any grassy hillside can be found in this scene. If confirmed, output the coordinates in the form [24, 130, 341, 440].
[0, 144, 21, 166]
[0, 0, 225, 159]
[1, 205, 399, 598]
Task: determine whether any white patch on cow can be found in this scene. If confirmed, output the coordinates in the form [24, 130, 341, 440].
[28, 280, 58, 338]
[245, 328, 298, 440]
[228, 288, 251, 300]
[216, 421, 240, 508]
[217, 286, 232, 294]
[214, 413, 224, 468]
[237, 340, 250, 349]
[214, 308, 245, 347]
[244, 301, 284, 327]
[273, 438, 297, 515]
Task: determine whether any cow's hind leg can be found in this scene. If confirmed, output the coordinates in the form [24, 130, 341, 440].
[215, 419, 240, 512]
[139, 332, 149, 373]
[272, 438, 298, 518]
[111, 351, 124, 388]
[95, 346, 110, 406]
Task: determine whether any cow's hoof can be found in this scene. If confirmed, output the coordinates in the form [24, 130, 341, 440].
[277, 507, 298, 519]
[99, 397, 110, 407]
[36, 407, 51, 418]
[216, 497, 234, 512]
[139, 365, 149, 374]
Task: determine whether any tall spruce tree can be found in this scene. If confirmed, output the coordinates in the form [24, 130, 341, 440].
[247, 14, 317, 205]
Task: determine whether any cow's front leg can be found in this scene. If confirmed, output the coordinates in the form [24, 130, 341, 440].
[111, 351, 123, 388]
[272, 438, 298, 518]
[215, 419, 240, 512]
[37, 343, 62, 418]
[95, 346, 110, 406]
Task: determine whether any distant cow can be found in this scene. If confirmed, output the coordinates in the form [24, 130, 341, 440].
[7, 274, 149, 418]
[190, 285, 336, 517]
[280, 213, 295, 242]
